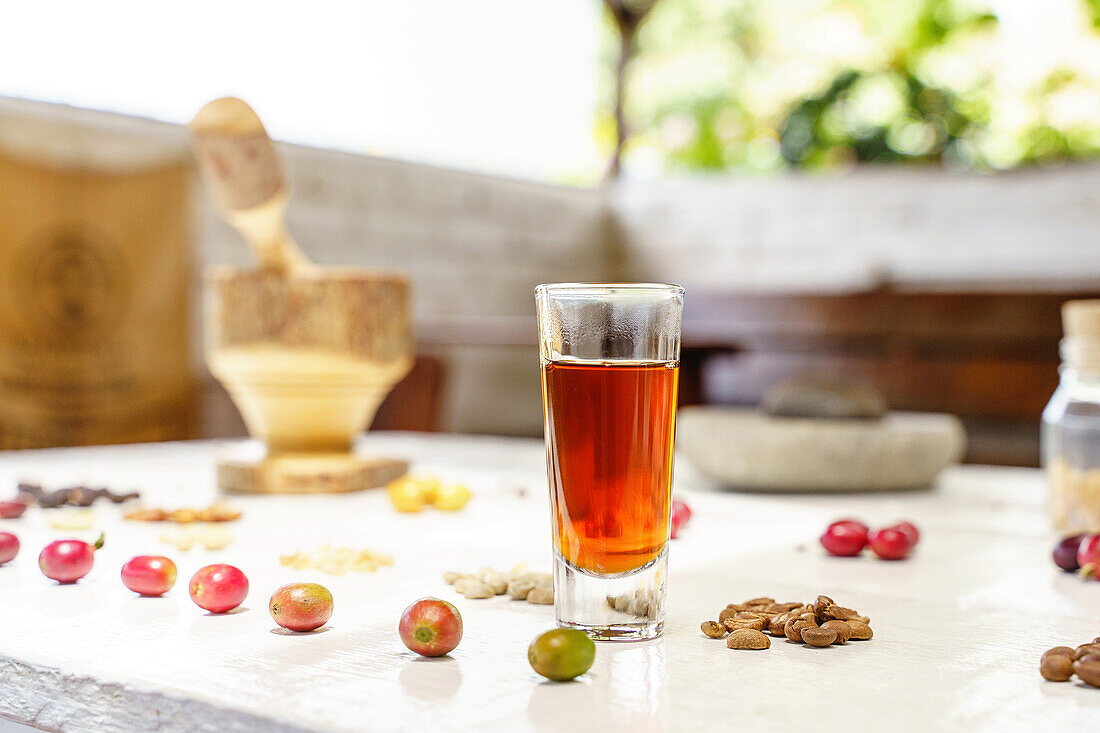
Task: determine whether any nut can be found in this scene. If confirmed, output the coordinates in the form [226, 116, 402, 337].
[785, 618, 817, 643]
[1076, 643, 1100, 660]
[442, 571, 463, 584]
[526, 585, 554, 604]
[850, 615, 871, 625]
[724, 616, 765, 632]
[801, 626, 838, 647]
[1040, 654, 1074, 682]
[1074, 659, 1100, 687]
[726, 629, 770, 650]
[743, 597, 774, 607]
[768, 613, 790, 635]
[821, 620, 852, 644]
[701, 621, 727, 638]
[846, 620, 873, 640]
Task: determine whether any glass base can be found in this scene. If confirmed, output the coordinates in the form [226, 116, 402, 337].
[554, 548, 667, 641]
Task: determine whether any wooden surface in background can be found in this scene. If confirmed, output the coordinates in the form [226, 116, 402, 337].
[0, 150, 193, 449]
[411, 290, 1090, 467]
[684, 289, 1090, 466]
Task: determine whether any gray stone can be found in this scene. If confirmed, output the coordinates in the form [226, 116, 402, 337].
[677, 406, 966, 492]
[762, 376, 887, 419]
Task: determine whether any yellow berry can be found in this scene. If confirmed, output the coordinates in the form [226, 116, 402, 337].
[433, 483, 472, 511]
[413, 475, 442, 504]
[387, 478, 426, 513]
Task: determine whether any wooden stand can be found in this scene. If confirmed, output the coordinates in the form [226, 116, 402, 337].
[217, 453, 408, 494]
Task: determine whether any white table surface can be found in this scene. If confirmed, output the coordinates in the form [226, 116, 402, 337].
[0, 432, 1098, 733]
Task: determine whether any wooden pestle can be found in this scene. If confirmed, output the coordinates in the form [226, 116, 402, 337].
[191, 97, 413, 493]
[189, 97, 313, 274]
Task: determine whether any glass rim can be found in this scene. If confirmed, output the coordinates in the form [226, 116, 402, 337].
[534, 282, 684, 297]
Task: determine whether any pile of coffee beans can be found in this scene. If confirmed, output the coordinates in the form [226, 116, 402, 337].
[701, 595, 872, 650]
[17, 482, 139, 508]
[1041, 641, 1100, 686]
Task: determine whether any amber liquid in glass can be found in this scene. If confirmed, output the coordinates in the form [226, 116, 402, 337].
[541, 359, 678, 576]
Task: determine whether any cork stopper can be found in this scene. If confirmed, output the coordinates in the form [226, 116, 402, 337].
[1062, 300, 1100, 375]
[1063, 300, 1100, 339]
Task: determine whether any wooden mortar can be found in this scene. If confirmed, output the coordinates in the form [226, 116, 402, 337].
[205, 267, 413, 493]
[193, 97, 412, 493]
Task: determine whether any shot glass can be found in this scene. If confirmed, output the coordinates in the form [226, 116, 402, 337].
[535, 283, 683, 641]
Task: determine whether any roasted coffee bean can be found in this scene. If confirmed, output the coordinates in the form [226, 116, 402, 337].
[707, 594, 872, 651]
[727, 629, 770, 650]
[735, 611, 773, 622]
[741, 617, 769, 629]
[785, 618, 817, 642]
[39, 490, 68, 508]
[16, 482, 139, 508]
[823, 605, 858, 621]
[801, 626, 838, 647]
[812, 595, 835, 618]
[725, 617, 766, 632]
[846, 621, 873, 640]
[821, 620, 852, 644]
[765, 602, 801, 613]
[1074, 659, 1100, 687]
[1041, 654, 1075, 682]
[1075, 643, 1100, 660]
[701, 621, 727, 638]
[1042, 646, 1075, 662]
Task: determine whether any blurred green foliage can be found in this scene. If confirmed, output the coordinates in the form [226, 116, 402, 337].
[602, 0, 1100, 173]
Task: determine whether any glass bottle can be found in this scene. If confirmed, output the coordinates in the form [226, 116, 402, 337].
[1043, 300, 1100, 532]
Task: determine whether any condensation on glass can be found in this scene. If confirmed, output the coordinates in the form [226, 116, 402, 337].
[536, 283, 683, 641]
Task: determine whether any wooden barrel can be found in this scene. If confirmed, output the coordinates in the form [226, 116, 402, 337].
[0, 99, 194, 448]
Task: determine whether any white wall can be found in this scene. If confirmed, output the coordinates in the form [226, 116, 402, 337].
[614, 165, 1100, 295]
[0, 0, 603, 183]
